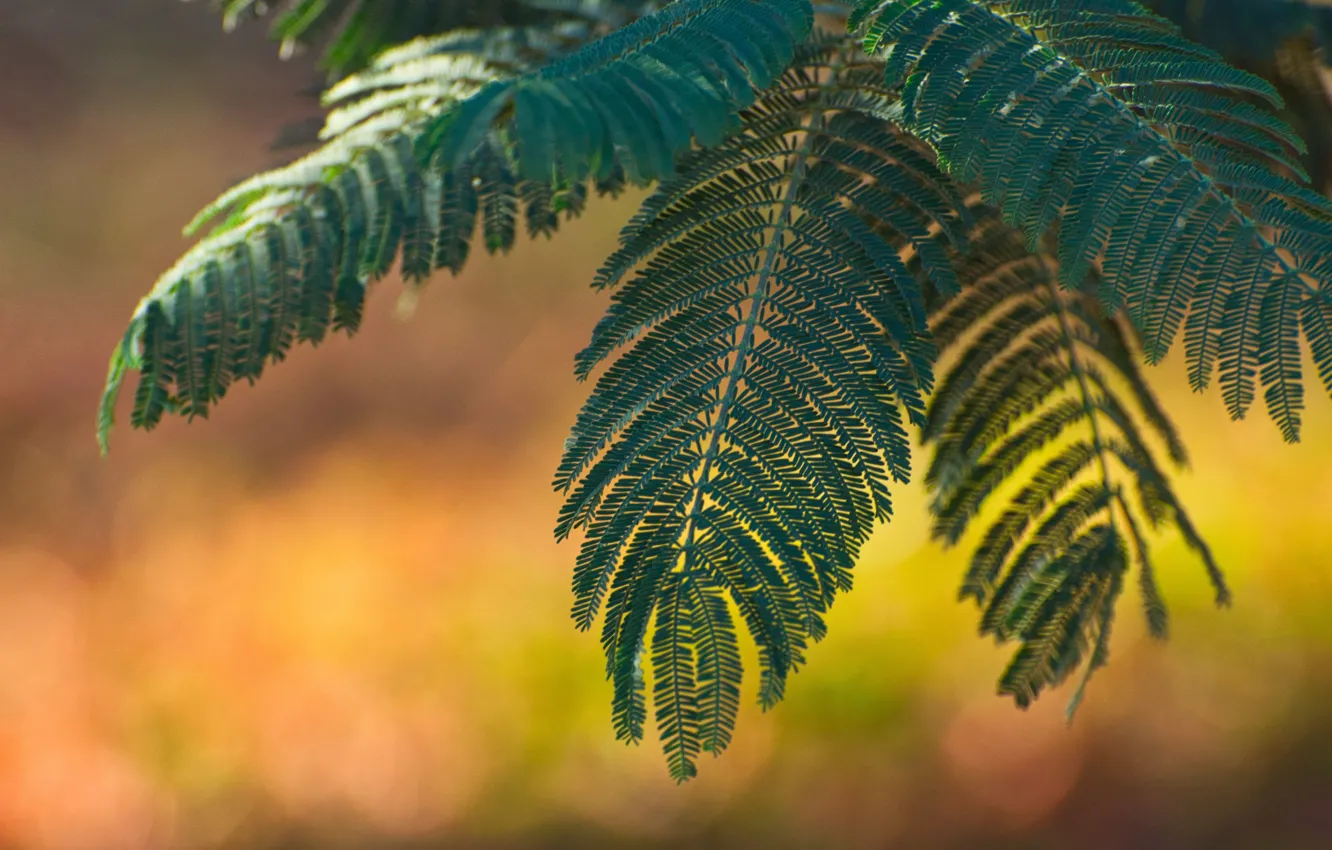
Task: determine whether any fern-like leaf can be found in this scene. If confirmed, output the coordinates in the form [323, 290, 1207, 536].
[924, 204, 1226, 715]
[99, 0, 811, 450]
[421, 0, 816, 185]
[96, 20, 609, 450]
[554, 39, 970, 780]
[852, 0, 1332, 442]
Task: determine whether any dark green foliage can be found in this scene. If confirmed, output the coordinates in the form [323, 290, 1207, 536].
[97, 20, 608, 449]
[924, 205, 1227, 714]
[98, 0, 812, 451]
[554, 40, 969, 780]
[1149, 0, 1332, 62]
[422, 0, 816, 185]
[194, 0, 647, 77]
[851, 0, 1332, 442]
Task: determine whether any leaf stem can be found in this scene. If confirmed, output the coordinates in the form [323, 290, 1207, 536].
[678, 121, 823, 566]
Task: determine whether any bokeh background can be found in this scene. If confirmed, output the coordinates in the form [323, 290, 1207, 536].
[2, 2, 1332, 848]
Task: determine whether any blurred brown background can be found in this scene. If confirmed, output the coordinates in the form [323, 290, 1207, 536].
[1, 2, 1331, 848]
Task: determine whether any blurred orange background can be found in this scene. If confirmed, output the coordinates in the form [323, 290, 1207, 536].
[2, 2, 1331, 848]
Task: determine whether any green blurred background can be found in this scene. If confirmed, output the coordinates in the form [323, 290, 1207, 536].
[2, 2, 1331, 848]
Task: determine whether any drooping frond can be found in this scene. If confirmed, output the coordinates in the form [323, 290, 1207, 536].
[923, 203, 1226, 716]
[192, 0, 648, 77]
[850, 0, 1332, 442]
[554, 38, 970, 781]
[99, 0, 812, 451]
[97, 21, 607, 450]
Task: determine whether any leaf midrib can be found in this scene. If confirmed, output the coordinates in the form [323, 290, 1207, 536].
[677, 124, 821, 566]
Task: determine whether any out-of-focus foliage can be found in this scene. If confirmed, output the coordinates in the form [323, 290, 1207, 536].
[1149, 0, 1332, 193]
[192, 0, 656, 77]
[1150, 0, 1332, 62]
[923, 203, 1226, 716]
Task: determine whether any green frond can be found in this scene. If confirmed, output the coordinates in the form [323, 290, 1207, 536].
[193, 0, 646, 77]
[923, 203, 1224, 715]
[554, 41, 968, 780]
[100, 0, 816, 452]
[852, 0, 1332, 442]
[420, 0, 817, 186]
[996, 522, 1124, 713]
[97, 21, 619, 452]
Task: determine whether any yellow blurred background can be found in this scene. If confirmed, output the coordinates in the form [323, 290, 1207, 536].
[2, 2, 1331, 848]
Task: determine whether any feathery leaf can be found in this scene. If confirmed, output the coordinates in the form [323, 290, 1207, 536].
[924, 203, 1225, 714]
[1147, 0, 1332, 194]
[421, 0, 816, 185]
[97, 20, 613, 451]
[555, 40, 968, 779]
[100, 0, 809, 450]
[852, 0, 1332, 442]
